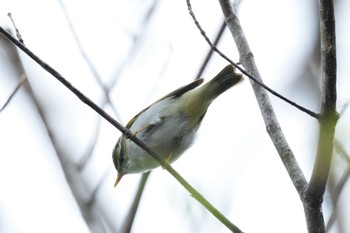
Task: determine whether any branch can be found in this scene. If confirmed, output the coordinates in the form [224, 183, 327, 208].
[0, 74, 26, 112]
[25, 83, 108, 233]
[307, 0, 338, 196]
[186, 0, 319, 119]
[305, 0, 339, 232]
[0, 26, 242, 233]
[326, 140, 350, 231]
[120, 172, 150, 233]
[2, 26, 109, 232]
[195, 20, 226, 80]
[215, 0, 308, 196]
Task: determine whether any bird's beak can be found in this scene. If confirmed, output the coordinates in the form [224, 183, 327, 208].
[114, 172, 124, 188]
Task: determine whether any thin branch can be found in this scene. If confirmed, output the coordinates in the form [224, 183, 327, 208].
[195, 20, 226, 80]
[326, 126, 350, 231]
[187, 0, 319, 119]
[335, 140, 350, 166]
[2, 26, 108, 232]
[108, 0, 159, 89]
[0, 74, 27, 112]
[326, 140, 350, 232]
[327, 140, 350, 231]
[0, 27, 128, 143]
[120, 172, 151, 233]
[214, 0, 308, 196]
[58, 2, 165, 231]
[25, 81, 107, 233]
[326, 165, 350, 231]
[339, 100, 349, 116]
[77, 115, 103, 170]
[58, 0, 122, 155]
[0, 26, 242, 233]
[195, 1, 244, 81]
[7, 13, 24, 44]
[0, 14, 27, 113]
[58, 0, 107, 90]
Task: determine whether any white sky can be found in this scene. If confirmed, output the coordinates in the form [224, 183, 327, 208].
[0, 0, 349, 233]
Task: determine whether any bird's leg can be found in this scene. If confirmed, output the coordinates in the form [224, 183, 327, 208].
[132, 124, 151, 136]
[124, 125, 149, 140]
[162, 152, 174, 169]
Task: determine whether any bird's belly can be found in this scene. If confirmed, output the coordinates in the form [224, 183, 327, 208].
[126, 116, 198, 173]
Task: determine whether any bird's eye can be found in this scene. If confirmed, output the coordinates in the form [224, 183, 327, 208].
[119, 154, 125, 164]
[112, 137, 127, 171]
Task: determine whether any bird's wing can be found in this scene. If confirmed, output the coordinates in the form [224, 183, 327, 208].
[126, 78, 204, 129]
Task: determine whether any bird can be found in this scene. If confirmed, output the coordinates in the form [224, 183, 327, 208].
[112, 65, 242, 187]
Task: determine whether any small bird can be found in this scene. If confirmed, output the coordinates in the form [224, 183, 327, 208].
[112, 65, 242, 187]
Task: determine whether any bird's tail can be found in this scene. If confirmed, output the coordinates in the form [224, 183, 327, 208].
[202, 65, 242, 101]
[180, 65, 242, 127]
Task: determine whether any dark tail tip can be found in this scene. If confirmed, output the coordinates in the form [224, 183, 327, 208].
[210, 65, 243, 96]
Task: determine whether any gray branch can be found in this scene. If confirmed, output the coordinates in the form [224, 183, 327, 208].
[217, 0, 308, 196]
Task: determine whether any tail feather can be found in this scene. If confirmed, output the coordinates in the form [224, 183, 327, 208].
[178, 65, 242, 126]
[204, 65, 242, 101]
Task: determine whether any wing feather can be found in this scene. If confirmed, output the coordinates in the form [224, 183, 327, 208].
[126, 79, 204, 129]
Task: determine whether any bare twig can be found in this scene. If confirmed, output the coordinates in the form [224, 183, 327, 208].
[0, 14, 27, 113]
[58, 0, 121, 168]
[109, 0, 159, 89]
[2, 26, 109, 233]
[187, 0, 319, 119]
[58, 2, 161, 231]
[195, 20, 226, 80]
[326, 108, 349, 232]
[7, 13, 24, 44]
[58, 0, 110, 93]
[4, 25, 132, 148]
[77, 115, 103, 170]
[0, 74, 26, 112]
[25, 81, 108, 233]
[326, 148, 350, 231]
[120, 172, 151, 233]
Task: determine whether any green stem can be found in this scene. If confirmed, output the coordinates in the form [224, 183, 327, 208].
[165, 166, 243, 233]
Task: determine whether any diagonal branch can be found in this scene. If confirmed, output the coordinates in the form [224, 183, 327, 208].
[2, 14, 112, 231]
[0, 26, 242, 233]
[120, 172, 151, 233]
[4, 30, 109, 233]
[326, 140, 350, 231]
[187, 0, 319, 119]
[216, 0, 308, 196]
[0, 73, 27, 112]
[195, 20, 227, 80]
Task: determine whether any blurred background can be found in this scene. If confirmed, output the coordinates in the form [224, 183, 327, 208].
[0, 0, 349, 232]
